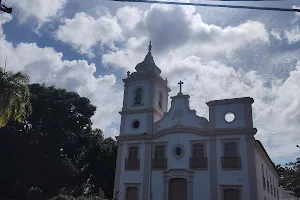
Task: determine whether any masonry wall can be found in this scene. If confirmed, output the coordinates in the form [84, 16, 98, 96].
[118, 140, 145, 200]
[216, 134, 251, 200]
[255, 146, 279, 200]
[125, 81, 150, 110]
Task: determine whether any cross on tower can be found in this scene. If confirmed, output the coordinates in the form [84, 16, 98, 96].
[178, 80, 183, 94]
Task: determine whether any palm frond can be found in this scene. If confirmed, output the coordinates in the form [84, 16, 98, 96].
[0, 67, 31, 127]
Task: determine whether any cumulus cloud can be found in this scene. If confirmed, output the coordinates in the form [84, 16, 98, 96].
[0, 17, 122, 136]
[284, 26, 300, 44]
[116, 6, 143, 30]
[9, 0, 67, 26]
[270, 29, 282, 41]
[55, 12, 122, 57]
[142, 5, 270, 55]
[54, 4, 269, 59]
[102, 4, 269, 70]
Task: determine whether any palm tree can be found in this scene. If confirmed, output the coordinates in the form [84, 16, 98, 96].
[0, 67, 30, 127]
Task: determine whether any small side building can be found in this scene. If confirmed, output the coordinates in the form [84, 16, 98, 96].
[279, 188, 299, 200]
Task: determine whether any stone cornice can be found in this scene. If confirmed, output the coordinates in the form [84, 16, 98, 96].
[206, 97, 254, 106]
[123, 73, 170, 92]
[119, 108, 164, 118]
[115, 128, 257, 141]
[207, 127, 257, 135]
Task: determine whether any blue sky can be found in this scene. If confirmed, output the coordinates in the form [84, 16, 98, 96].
[1, 0, 300, 164]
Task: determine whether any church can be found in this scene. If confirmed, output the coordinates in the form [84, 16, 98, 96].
[113, 42, 280, 200]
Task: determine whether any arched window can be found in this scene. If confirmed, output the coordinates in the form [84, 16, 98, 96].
[158, 92, 163, 109]
[134, 88, 142, 105]
[224, 189, 240, 200]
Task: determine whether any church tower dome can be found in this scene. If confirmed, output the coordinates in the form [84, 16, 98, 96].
[135, 41, 162, 75]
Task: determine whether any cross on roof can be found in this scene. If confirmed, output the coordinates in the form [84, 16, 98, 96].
[178, 80, 183, 94]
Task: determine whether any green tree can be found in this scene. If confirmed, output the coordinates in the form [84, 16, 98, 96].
[79, 129, 117, 199]
[0, 84, 95, 199]
[0, 68, 30, 127]
[0, 83, 117, 200]
[277, 158, 300, 197]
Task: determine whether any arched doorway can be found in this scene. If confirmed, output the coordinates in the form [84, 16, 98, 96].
[168, 178, 188, 200]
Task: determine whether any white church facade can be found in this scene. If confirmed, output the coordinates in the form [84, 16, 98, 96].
[113, 42, 280, 200]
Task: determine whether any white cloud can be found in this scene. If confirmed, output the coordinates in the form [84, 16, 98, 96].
[144, 5, 269, 54]
[55, 12, 122, 57]
[270, 29, 282, 41]
[116, 6, 143, 30]
[284, 26, 300, 44]
[0, 17, 122, 137]
[9, 0, 67, 26]
[54, 4, 269, 59]
[102, 4, 269, 70]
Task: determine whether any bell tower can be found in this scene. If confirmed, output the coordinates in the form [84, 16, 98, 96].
[119, 41, 171, 136]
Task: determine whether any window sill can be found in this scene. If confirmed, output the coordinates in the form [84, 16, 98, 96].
[152, 168, 168, 171]
[131, 103, 144, 107]
[125, 168, 140, 171]
[190, 167, 208, 170]
[221, 167, 242, 170]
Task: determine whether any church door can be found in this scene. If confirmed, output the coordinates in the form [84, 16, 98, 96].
[126, 187, 138, 200]
[168, 178, 188, 200]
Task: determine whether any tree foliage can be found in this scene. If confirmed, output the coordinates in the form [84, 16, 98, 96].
[0, 84, 117, 200]
[277, 158, 300, 197]
[0, 68, 30, 127]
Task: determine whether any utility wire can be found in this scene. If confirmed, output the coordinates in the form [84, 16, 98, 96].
[208, 0, 287, 1]
[108, 0, 300, 13]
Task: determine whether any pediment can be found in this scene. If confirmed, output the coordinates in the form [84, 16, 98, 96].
[154, 94, 209, 133]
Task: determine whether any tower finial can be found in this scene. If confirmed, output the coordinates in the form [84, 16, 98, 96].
[148, 41, 152, 52]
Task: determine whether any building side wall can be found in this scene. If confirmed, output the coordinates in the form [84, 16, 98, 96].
[255, 148, 279, 200]
[279, 188, 300, 200]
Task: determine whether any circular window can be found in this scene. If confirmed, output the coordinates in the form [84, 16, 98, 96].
[175, 147, 182, 156]
[132, 120, 140, 129]
[225, 112, 235, 123]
